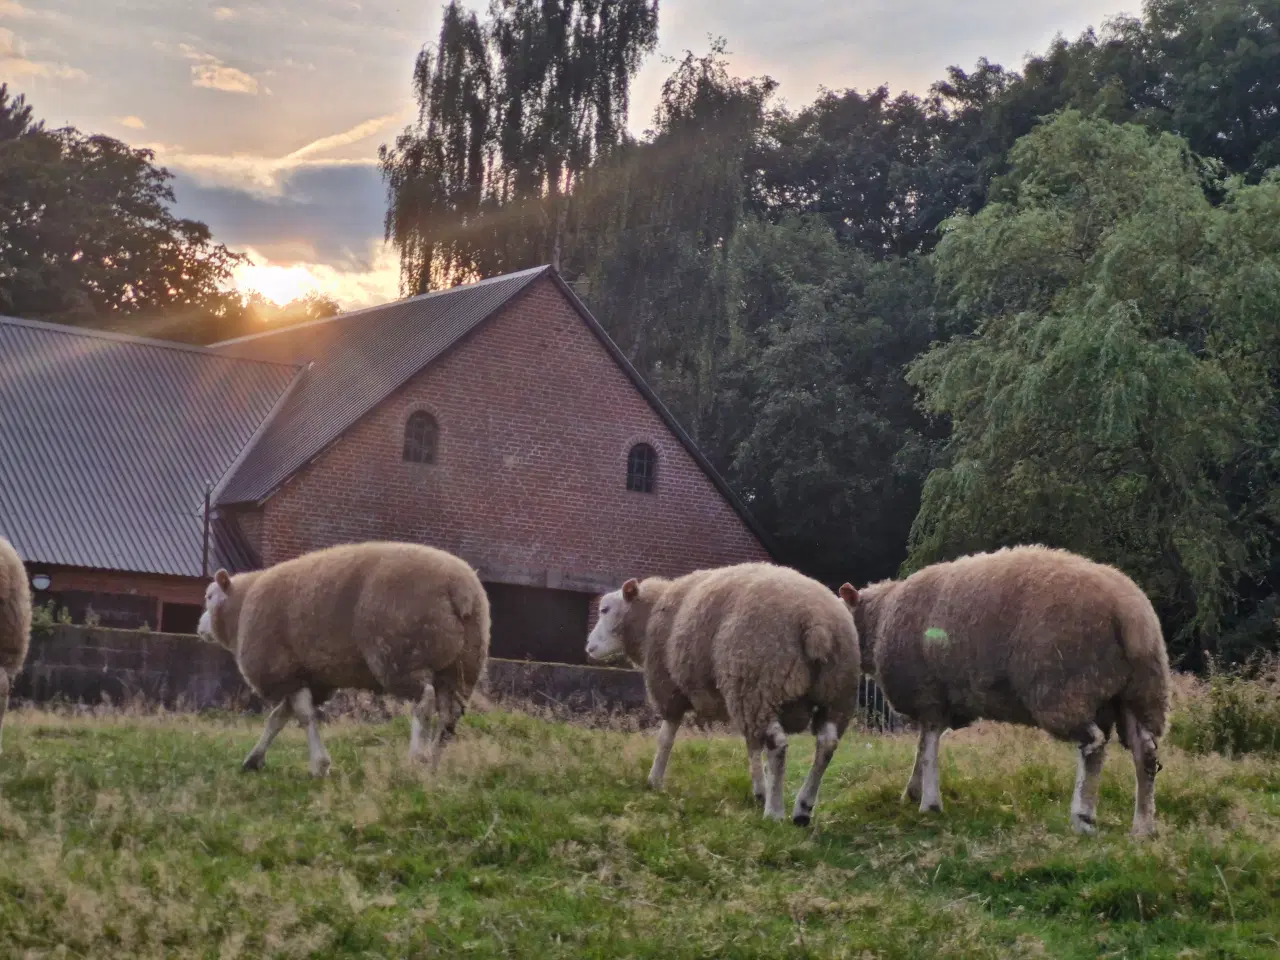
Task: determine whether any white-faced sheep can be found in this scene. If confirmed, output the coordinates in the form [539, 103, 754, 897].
[586, 562, 861, 825]
[840, 544, 1170, 837]
[198, 541, 490, 775]
[0, 535, 32, 755]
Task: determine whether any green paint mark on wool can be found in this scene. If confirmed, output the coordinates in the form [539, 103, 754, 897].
[924, 627, 949, 645]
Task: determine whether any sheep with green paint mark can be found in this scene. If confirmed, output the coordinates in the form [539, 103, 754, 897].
[841, 545, 1170, 837]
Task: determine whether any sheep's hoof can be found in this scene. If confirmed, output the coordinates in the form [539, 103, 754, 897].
[903, 784, 923, 805]
[646, 777, 664, 791]
[241, 753, 265, 772]
[919, 800, 943, 814]
[753, 791, 766, 806]
[1130, 821, 1158, 839]
[310, 757, 332, 778]
[792, 812, 812, 827]
[763, 808, 786, 822]
[1070, 814, 1097, 836]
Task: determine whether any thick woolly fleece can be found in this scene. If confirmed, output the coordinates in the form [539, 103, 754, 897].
[847, 544, 1170, 836]
[203, 541, 490, 775]
[606, 562, 861, 824]
[0, 536, 32, 754]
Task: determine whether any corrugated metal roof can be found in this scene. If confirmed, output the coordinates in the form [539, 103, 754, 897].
[209, 265, 549, 505]
[0, 316, 299, 576]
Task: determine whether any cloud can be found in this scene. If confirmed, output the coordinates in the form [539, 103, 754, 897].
[156, 113, 404, 194]
[0, 0, 59, 21]
[117, 115, 146, 130]
[179, 42, 259, 95]
[0, 25, 86, 80]
[212, 6, 239, 20]
[172, 162, 388, 268]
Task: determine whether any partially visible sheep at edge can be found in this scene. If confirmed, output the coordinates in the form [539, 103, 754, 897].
[586, 562, 861, 825]
[841, 544, 1170, 837]
[198, 541, 490, 775]
[0, 535, 33, 755]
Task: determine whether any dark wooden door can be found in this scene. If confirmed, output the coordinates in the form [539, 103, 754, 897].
[485, 583, 591, 664]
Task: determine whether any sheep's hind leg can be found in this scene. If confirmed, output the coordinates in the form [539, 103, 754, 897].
[409, 681, 436, 764]
[1070, 723, 1108, 835]
[426, 676, 465, 773]
[792, 719, 840, 827]
[291, 688, 331, 777]
[0, 667, 10, 755]
[648, 715, 683, 790]
[918, 726, 944, 814]
[1123, 709, 1161, 838]
[903, 727, 927, 805]
[242, 699, 292, 771]
[748, 744, 766, 805]
[762, 720, 789, 821]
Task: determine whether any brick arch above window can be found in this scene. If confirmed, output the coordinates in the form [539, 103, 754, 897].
[403, 409, 439, 464]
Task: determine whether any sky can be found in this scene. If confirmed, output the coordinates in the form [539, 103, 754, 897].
[3, 0, 1133, 310]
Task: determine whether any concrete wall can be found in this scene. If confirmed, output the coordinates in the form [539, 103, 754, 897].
[14, 625, 649, 714]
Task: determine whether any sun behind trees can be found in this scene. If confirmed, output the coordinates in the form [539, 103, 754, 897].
[0, 84, 340, 345]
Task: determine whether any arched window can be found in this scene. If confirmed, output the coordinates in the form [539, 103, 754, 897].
[403, 411, 438, 463]
[626, 443, 657, 493]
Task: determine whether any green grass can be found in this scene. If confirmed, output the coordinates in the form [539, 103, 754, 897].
[1, 707, 1278, 959]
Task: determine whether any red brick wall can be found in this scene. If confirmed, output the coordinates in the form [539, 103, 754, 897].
[32, 567, 205, 606]
[259, 278, 770, 586]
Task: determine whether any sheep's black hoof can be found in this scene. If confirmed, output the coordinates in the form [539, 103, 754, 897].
[241, 754, 265, 772]
[792, 812, 811, 827]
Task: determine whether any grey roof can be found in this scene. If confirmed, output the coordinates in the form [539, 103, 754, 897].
[209, 265, 777, 556]
[209, 265, 548, 505]
[0, 316, 299, 577]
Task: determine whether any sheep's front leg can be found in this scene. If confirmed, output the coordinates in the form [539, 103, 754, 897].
[762, 719, 788, 821]
[409, 682, 436, 764]
[0, 667, 10, 756]
[242, 699, 292, 771]
[792, 720, 840, 827]
[918, 726, 944, 813]
[291, 688, 331, 777]
[648, 715, 683, 790]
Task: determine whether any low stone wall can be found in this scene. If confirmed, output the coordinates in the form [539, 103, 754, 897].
[14, 625, 648, 714]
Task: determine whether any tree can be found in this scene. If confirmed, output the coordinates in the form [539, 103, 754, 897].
[0, 84, 245, 328]
[721, 215, 940, 586]
[380, 0, 659, 293]
[907, 111, 1280, 662]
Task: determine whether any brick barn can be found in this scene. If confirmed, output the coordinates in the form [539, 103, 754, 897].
[0, 266, 773, 664]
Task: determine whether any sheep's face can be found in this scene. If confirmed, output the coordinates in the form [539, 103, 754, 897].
[585, 579, 637, 664]
[198, 569, 234, 649]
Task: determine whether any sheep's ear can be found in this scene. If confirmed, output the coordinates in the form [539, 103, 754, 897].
[622, 579, 639, 603]
[215, 569, 232, 591]
[839, 583, 859, 606]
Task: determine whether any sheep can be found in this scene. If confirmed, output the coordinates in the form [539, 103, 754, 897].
[585, 562, 861, 825]
[839, 544, 1170, 837]
[198, 541, 490, 775]
[0, 535, 32, 756]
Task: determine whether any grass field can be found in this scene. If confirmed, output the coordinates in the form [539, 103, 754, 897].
[1, 703, 1278, 959]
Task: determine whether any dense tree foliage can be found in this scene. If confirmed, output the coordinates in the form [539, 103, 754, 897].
[380, 0, 659, 292]
[0, 84, 243, 329]
[908, 113, 1280, 662]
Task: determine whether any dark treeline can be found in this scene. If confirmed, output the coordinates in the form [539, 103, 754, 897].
[382, 0, 1280, 667]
